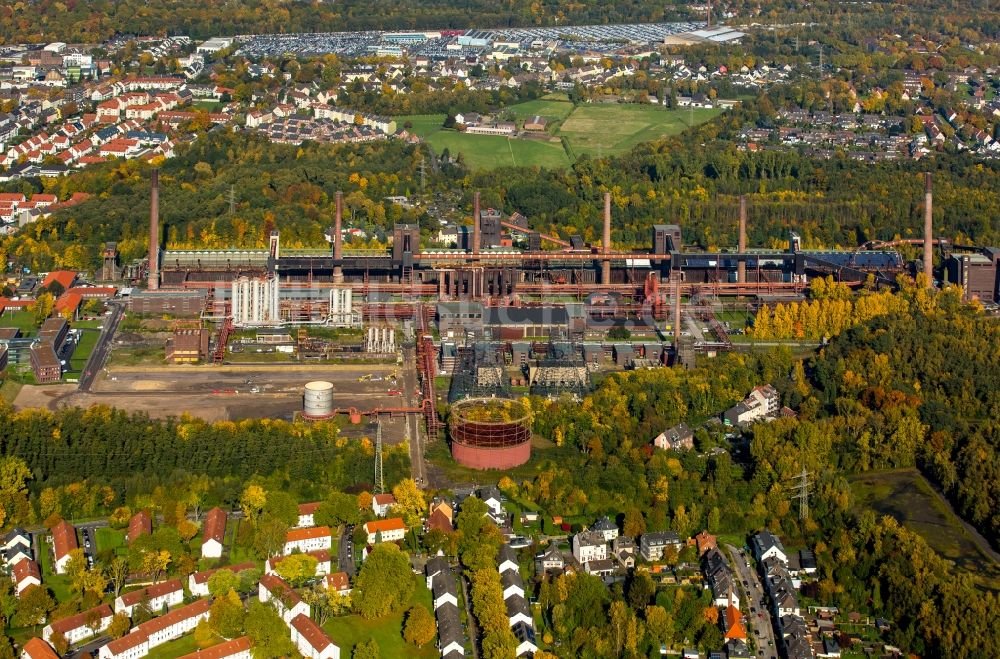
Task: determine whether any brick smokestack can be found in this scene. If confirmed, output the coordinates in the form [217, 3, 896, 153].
[924, 172, 933, 287]
[707, 0, 712, 27]
[602, 192, 612, 284]
[148, 168, 159, 291]
[472, 191, 481, 255]
[333, 191, 344, 283]
[737, 195, 747, 284]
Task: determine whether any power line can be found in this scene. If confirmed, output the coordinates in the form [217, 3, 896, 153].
[374, 418, 385, 495]
[789, 466, 812, 521]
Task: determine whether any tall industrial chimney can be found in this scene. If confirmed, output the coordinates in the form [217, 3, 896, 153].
[148, 169, 159, 291]
[333, 191, 344, 283]
[673, 276, 682, 349]
[923, 173, 933, 287]
[707, 0, 712, 28]
[737, 195, 747, 284]
[602, 192, 612, 284]
[472, 191, 481, 255]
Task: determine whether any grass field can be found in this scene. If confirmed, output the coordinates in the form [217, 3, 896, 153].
[144, 632, 218, 659]
[65, 329, 99, 376]
[0, 309, 38, 336]
[850, 469, 1000, 590]
[398, 100, 722, 169]
[96, 527, 127, 555]
[558, 104, 723, 156]
[323, 573, 438, 658]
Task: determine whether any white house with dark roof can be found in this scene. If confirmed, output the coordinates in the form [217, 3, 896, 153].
[572, 530, 607, 564]
[639, 531, 681, 562]
[591, 516, 619, 542]
[752, 530, 787, 564]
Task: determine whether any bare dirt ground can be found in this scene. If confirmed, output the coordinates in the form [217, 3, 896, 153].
[13, 362, 419, 445]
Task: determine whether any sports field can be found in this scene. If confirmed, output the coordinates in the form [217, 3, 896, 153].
[397, 98, 723, 169]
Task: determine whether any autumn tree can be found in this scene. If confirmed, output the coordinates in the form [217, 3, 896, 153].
[274, 554, 318, 587]
[352, 543, 413, 619]
[209, 590, 246, 638]
[245, 601, 294, 659]
[107, 612, 131, 639]
[207, 569, 240, 598]
[402, 605, 435, 647]
[390, 478, 425, 527]
[240, 484, 267, 524]
[352, 639, 379, 659]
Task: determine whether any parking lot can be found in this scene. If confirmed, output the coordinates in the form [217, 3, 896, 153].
[236, 22, 704, 58]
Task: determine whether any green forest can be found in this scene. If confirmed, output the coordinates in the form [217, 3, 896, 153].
[4, 128, 998, 275]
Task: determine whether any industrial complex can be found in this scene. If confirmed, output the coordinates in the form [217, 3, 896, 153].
[86, 170, 1000, 469]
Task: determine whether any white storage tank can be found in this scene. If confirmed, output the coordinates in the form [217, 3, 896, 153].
[303, 381, 334, 417]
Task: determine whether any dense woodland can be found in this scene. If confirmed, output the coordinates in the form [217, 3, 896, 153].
[3, 128, 1000, 275]
[511, 283, 999, 657]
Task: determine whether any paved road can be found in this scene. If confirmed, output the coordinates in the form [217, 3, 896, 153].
[339, 525, 356, 577]
[80, 302, 124, 392]
[65, 635, 110, 659]
[401, 345, 427, 486]
[725, 544, 779, 659]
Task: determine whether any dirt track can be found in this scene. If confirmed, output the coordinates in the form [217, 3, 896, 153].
[12, 362, 418, 444]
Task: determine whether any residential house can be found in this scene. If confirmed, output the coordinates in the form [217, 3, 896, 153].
[127, 511, 152, 545]
[722, 603, 746, 641]
[752, 530, 787, 564]
[505, 594, 532, 627]
[591, 516, 619, 542]
[512, 620, 538, 657]
[362, 518, 406, 545]
[188, 562, 257, 597]
[531, 545, 563, 575]
[2, 528, 32, 568]
[99, 599, 211, 659]
[704, 547, 738, 609]
[43, 604, 114, 645]
[693, 530, 717, 556]
[283, 526, 332, 555]
[500, 570, 525, 601]
[639, 531, 681, 562]
[425, 555, 450, 590]
[267, 549, 331, 576]
[611, 536, 636, 569]
[371, 493, 396, 518]
[497, 544, 519, 575]
[20, 638, 58, 659]
[572, 530, 607, 564]
[176, 637, 251, 659]
[435, 601, 465, 658]
[432, 569, 459, 611]
[477, 486, 504, 521]
[325, 572, 351, 597]
[724, 385, 780, 426]
[200, 508, 227, 558]
[115, 579, 184, 616]
[50, 520, 78, 574]
[653, 422, 695, 451]
[427, 500, 453, 533]
[289, 613, 340, 659]
[12, 559, 41, 595]
[258, 574, 310, 624]
[296, 502, 320, 527]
